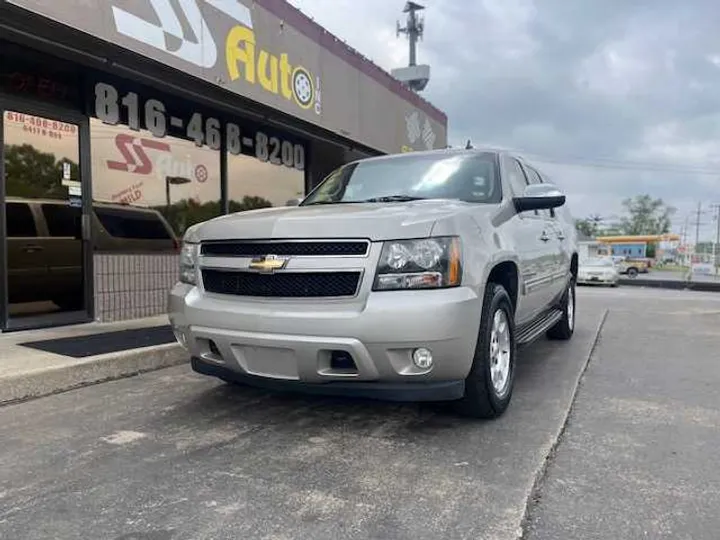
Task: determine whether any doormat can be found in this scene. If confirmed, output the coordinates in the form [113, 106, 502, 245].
[20, 325, 175, 358]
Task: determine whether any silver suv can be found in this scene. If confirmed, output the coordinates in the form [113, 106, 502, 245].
[168, 148, 578, 418]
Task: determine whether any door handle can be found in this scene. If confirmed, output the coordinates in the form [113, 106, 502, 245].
[23, 244, 44, 253]
[540, 231, 550, 242]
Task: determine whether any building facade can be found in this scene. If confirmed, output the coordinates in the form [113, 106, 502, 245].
[0, 0, 448, 331]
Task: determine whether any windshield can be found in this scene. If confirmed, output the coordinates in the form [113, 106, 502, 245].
[301, 152, 501, 205]
[584, 258, 614, 267]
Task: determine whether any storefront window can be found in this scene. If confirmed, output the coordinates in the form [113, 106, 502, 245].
[227, 152, 305, 212]
[90, 118, 221, 241]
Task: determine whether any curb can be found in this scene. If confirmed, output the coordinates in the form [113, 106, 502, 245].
[618, 278, 720, 293]
[0, 343, 188, 406]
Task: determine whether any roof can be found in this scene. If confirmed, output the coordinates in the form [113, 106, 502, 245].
[349, 147, 503, 164]
[260, 0, 447, 125]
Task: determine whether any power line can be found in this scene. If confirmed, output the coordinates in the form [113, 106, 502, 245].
[530, 155, 720, 175]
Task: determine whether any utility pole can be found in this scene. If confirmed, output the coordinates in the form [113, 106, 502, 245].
[712, 203, 720, 273]
[693, 201, 702, 265]
[392, 2, 431, 92]
[397, 2, 425, 66]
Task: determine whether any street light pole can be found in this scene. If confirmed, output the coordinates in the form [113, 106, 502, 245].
[713, 203, 720, 274]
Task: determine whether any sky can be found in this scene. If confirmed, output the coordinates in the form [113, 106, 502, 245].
[288, 0, 720, 241]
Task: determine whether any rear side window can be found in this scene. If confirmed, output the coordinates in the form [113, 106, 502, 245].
[95, 207, 172, 240]
[6, 202, 37, 237]
[41, 203, 81, 237]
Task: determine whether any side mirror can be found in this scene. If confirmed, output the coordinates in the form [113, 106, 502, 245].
[513, 183, 566, 213]
[285, 198, 302, 207]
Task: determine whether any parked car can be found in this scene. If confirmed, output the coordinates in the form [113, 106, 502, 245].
[577, 257, 619, 286]
[616, 257, 649, 278]
[169, 148, 579, 418]
[6, 197, 177, 310]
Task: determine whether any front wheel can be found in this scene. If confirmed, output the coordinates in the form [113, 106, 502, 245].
[456, 283, 516, 419]
[547, 280, 575, 340]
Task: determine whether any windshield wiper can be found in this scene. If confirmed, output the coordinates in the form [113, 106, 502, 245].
[302, 200, 356, 206]
[360, 195, 427, 203]
[303, 195, 428, 205]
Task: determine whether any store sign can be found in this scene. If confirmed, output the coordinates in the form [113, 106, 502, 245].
[94, 81, 306, 170]
[110, 0, 321, 115]
[8, 0, 447, 153]
[107, 134, 211, 183]
[4, 111, 77, 140]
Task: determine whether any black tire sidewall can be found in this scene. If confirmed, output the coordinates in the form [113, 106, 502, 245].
[565, 279, 576, 334]
[465, 284, 517, 414]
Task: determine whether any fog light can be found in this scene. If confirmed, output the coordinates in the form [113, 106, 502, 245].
[173, 327, 188, 350]
[412, 348, 433, 369]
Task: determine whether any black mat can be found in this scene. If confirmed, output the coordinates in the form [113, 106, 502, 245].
[20, 325, 175, 358]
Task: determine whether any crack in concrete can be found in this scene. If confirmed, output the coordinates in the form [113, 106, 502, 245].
[517, 308, 610, 539]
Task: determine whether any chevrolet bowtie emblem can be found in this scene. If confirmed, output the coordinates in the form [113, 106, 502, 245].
[248, 254, 288, 273]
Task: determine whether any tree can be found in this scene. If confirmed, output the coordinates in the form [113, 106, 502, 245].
[4, 144, 79, 199]
[153, 195, 272, 236]
[619, 195, 675, 235]
[575, 218, 597, 238]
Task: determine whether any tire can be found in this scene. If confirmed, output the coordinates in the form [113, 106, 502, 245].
[455, 283, 516, 419]
[547, 279, 575, 340]
[626, 267, 639, 278]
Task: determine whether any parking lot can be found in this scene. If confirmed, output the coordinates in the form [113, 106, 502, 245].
[1, 286, 719, 540]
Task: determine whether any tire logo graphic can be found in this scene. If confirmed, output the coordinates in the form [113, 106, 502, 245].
[291, 67, 314, 109]
[195, 164, 208, 183]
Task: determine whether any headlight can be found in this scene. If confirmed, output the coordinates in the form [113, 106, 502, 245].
[373, 237, 462, 291]
[179, 242, 199, 285]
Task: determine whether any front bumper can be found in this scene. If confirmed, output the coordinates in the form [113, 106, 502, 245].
[169, 284, 481, 401]
[191, 357, 465, 401]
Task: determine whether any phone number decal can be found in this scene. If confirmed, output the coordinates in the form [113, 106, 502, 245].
[94, 82, 305, 171]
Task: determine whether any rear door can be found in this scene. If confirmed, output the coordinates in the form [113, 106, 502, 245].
[6, 201, 48, 305]
[38, 202, 84, 308]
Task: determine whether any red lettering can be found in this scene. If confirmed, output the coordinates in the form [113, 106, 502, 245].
[106, 134, 170, 175]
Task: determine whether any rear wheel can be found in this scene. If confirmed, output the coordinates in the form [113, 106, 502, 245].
[456, 283, 516, 419]
[547, 280, 575, 340]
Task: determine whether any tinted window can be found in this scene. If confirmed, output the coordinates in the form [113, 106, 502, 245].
[41, 203, 81, 237]
[524, 166, 549, 217]
[6, 202, 37, 237]
[504, 157, 529, 197]
[95, 208, 172, 240]
[302, 152, 501, 205]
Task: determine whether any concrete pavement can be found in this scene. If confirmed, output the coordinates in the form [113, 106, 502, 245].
[0, 296, 608, 540]
[0, 315, 185, 404]
[1, 288, 719, 539]
[525, 290, 720, 539]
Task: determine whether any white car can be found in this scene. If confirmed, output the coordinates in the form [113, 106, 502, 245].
[577, 257, 619, 286]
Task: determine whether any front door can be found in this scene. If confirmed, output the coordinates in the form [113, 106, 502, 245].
[1, 103, 92, 330]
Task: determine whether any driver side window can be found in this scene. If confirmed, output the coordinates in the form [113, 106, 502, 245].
[503, 157, 538, 216]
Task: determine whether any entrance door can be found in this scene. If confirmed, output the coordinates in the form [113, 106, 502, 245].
[1, 104, 91, 330]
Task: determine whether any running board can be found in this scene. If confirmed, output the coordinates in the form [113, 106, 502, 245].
[516, 309, 564, 345]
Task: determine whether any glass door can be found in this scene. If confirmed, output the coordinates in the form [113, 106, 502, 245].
[1, 104, 91, 330]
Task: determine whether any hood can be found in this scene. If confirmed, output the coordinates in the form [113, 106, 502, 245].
[187, 200, 476, 242]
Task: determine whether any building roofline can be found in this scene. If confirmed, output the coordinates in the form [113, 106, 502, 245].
[258, 0, 447, 125]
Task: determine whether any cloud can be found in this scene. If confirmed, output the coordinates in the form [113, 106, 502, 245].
[288, 0, 720, 239]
